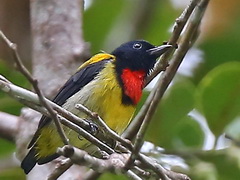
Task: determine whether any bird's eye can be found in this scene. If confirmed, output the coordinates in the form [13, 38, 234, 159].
[133, 43, 142, 49]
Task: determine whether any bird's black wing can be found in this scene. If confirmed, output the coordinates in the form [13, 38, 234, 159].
[53, 59, 109, 106]
[27, 59, 110, 148]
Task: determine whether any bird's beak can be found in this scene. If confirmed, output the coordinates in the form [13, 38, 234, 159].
[147, 44, 172, 57]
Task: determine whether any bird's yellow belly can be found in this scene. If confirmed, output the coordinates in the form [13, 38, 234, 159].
[36, 63, 136, 158]
[64, 62, 136, 134]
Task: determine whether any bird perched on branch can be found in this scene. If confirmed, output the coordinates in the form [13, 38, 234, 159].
[21, 40, 171, 174]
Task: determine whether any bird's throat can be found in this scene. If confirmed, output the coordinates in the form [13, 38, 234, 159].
[120, 68, 146, 105]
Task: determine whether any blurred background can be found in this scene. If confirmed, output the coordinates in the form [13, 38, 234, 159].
[1, 0, 240, 179]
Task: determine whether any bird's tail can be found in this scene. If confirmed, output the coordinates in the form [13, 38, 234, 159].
[21, 147, 37, 174]
[21, 146, 59, 174]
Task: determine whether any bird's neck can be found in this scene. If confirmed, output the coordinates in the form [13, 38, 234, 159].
[120, 68, 146, 105]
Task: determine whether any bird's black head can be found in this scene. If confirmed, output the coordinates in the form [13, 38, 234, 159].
[111, 40, 171, 105]
[112, 40, 171, 74]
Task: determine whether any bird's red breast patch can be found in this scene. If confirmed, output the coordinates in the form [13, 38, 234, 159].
[121, 68, 146, 104]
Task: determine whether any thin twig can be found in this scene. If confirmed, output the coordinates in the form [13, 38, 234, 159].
[138, 154, 190, 180]
[47, 159, 73, 180]
[134, 0, 209, 178]
[0, 77, 114, 154]
[75, 104, 133, 151]
[0, 30, 69, 145]
[124, 0, 202, 167]
[57, 145, 141, 180]
[125, 0, 209, 178]
[58, 116, 114, 154]
[123, 0, 201, 140]
[133, 0, 209, 158]
[138, 154, 170, 180]
[0, 1, 210, 179]
[145, 0, 201, 85]
[0, 47, 193, 180]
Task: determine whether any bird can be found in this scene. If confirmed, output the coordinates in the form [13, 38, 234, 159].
[21, 40, 171, 174]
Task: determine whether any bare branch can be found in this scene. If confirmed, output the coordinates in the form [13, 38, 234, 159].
[1, 0, 90, 179]
[138, 154, 190, 180]
[58, 116, 114, 154]
[146, 0, 201, 85]
[75, 104, 133, 151]
[0, 112, 20, 141]
[47, 159, 73, 180]
[0, 76, 114, 154]
[123, 0, 201, 140]
[0, 76, 185, 179]
[57, 145, 142, 180]
[0, 29, 69, 145]
[57, 145, 124, 172]
[0, 1, 210, 179]
[123, 1, 209, 179]
[133, 0, 209, 161]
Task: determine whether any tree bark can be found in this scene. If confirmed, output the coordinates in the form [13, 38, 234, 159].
[31, 0, 89, 97]
[15, 0, 90, 179]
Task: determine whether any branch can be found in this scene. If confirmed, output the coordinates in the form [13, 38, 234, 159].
[0, 75, 190, 179]
[0, 76, 114, 154]
[75, 104, 133, 151]
[138, 154, 190, 180]
[133, 0, 209, 164]
[146, 0, 201, 84]
[123, 1, 209, 179]
[0, 112, 20, 141]
[47, 159, 73, 180]
[0, 1, 209, 179]
[123, 0, 201, 140]
[57, 145, 142, 180]
[2, 0, 89, 179]
[0, 29, 69, 145]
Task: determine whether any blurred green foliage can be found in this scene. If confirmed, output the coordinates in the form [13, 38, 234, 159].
[0, 61, 29, 115]
[84, 0, 125, 53]
[1, 0, 240, 179]
[146, 80, 204, 150]
[0, 168, 25, 180]
[0, 61, 27, 180]
[196, 62, 240, 136]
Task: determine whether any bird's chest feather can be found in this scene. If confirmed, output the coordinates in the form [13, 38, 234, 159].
[120, 68, 145, 105]
[63, 63, 136, 134]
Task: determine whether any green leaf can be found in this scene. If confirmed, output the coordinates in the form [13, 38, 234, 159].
[172, 116, 204, 149]
[146, 80, 198, 149]
[196, 62, 240, 136]
[195, 15, 240, 84]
